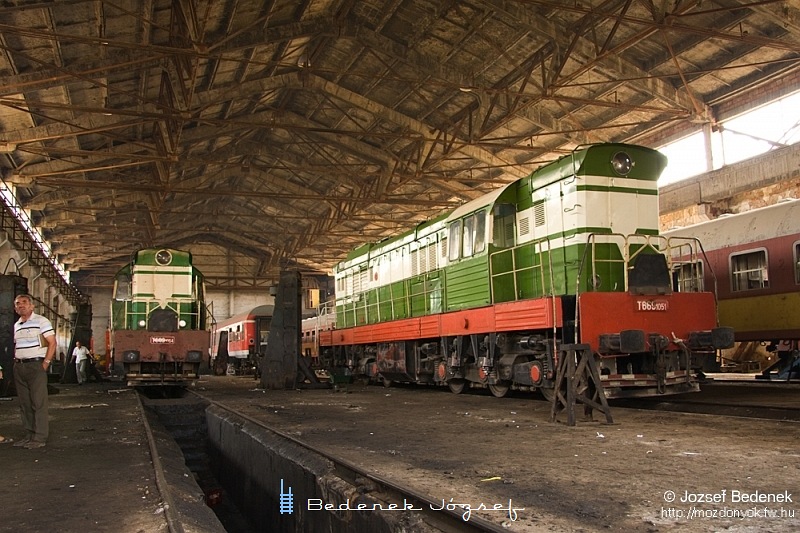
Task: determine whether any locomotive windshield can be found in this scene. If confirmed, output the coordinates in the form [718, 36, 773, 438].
[114, 275, 131, 301]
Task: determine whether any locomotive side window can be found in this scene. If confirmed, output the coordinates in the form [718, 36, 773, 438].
[492, 204, 515, 248]
[450, 211, 486, 261]
[730, 249, 769, 291]
[114, 275, 131, 301]
[463, 215, 475, 257]
[474, 210, 487, 253]
[448, 220, 462, 261]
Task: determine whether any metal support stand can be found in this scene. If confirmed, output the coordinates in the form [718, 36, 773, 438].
[296, 354, 329, 389]
[550, 344, 613, 426]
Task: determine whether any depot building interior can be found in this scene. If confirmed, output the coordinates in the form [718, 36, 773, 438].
[3, 3, 800, 533]
[0, 1, 799, 366]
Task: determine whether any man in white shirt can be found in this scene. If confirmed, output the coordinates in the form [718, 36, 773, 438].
[71, 341, 91, 385]
[0, 364, 8, 444]
[12, 294, 56, 449]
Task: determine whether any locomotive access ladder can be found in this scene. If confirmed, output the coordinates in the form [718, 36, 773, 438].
[550, 344, 614, 426]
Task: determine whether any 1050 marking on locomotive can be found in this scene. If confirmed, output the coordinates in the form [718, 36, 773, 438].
[636, 300, 669, 312]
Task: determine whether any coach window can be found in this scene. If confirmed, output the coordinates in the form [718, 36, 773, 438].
[448, 220, 462, 261]
[674, 261, 704, 292]
[794, 241, 800, 284]
[730, 249, 769, 291]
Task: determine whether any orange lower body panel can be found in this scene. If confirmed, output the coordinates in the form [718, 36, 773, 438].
[323, 298, 562, 346]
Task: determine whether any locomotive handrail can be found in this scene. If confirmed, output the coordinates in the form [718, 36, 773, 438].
[575, 232, 670, 343]
[488, 236, 553, 301]
[665, 238, 704, 292]
[121, 298, 204, 330]
[581, 232, 675, 293]
[665, 235, 722, 323]
[488, 237, 559, 348]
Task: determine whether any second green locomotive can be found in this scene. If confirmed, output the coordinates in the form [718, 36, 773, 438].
[319, 143, 733, 399]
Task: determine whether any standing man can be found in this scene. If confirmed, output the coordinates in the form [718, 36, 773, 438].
[0, 364, 9, 444]
[71, 341, 90, 385]
[12, 294, 56, 449]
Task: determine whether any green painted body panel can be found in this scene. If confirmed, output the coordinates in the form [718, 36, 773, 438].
[490, 242, 629, 300]
[136, 248, 193, 267]
[410, 272, 443, 317]
[445, 256, 491, 311]
[376, 283, 406, 322]
[365, 282, 413, 324]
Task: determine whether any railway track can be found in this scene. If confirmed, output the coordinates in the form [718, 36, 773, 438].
[192, 391, 513, 533]
[611, 381, 800, 421]
[611, 398, 800, 421]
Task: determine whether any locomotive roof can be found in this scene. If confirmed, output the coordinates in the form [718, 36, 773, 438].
[526, 143, 668, 187]
[339, 213, 449, 266]
[446, 183, 514, 222]
[336, 143, 669, 271]
[217, 304, 275, 328]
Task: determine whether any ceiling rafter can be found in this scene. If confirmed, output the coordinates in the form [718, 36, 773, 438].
[0, 0, 797, 289]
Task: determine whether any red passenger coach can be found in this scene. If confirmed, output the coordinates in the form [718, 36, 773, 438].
[212, 305, 273, 373]
[663, 200, 800, 344]
[663, 199, 800, 378]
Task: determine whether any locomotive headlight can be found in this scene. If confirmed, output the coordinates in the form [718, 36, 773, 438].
[179, 319, 187, 328]
[138, 319, 146, 327]
[122, 350, 140, 363]
[186, 350, 202, 362]
[611, 151, 634, 176]
[155, 249, 172, 266]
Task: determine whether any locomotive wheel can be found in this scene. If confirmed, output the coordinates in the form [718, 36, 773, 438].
[540, 387, 555, 402]
[488, 382, 510, 398]
[448, 379, 466, 394]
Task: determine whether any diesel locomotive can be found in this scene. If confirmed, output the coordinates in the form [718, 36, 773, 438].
[317, 143, 734, 399]
[110, 248, 210, 386]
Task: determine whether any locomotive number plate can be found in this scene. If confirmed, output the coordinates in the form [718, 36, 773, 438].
[150, 335, 176, 344]
[635, 299, 669, 312]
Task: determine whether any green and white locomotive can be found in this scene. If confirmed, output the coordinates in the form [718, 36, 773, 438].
[319, 143, 733, 399]
[110, 248, 210, 386]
